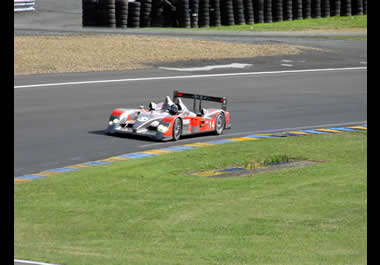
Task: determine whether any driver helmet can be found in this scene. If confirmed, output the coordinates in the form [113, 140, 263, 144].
[169, 104, 179, 115]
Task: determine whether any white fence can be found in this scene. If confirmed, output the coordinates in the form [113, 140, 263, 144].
[14, 0, 35, 12]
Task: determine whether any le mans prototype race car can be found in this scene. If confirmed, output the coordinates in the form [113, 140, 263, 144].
[106, 90, 231, 141]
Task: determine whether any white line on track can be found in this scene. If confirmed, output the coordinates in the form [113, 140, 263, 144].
[14, 259, 60, 265]
[159, 63, 252, 71]
[14, 67, 367, 89]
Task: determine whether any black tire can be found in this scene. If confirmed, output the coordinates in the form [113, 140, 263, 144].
[321, 0, 330, 17]
[215, 113, 225, 135]
[272, 0, 283, 22]
[254, 0, 265, 23]
[311, 0, 321, 18]
[352, 0, 363, 15]
[330, 0, 341, 16]
[243, 0, 254, 24]
[264, 0, 272, 22]
[172, 118, 182, 141]
[190, 0, 199, 27]
[199, 0, 210, 27]
[221, 0, 234, 25]
[210, 0, 222, 26]
[82, 0, 98, 27]
[363, 0, 367, 14]
[341, 0, 352, 16]
[302, 0, 311, 18]
[233, 0, 245, 25]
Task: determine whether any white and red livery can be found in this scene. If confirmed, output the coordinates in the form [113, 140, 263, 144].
[106, 90, 231, 141]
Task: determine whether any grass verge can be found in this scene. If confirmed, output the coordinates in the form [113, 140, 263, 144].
[14, 131, 367, 265]
[201, 15, 367, 32]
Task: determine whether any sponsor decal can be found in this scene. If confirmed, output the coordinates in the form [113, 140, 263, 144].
[137, 117, 149, 122]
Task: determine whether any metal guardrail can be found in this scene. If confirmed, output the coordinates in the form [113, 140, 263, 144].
[14, 0, 35, 12]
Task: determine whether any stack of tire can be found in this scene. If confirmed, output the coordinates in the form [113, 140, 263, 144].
[264, 0, 273, 23]
[82, 0, 98, 27]
[177, 0, 191, 28]
[97, 0, 116, 27]
[351, 0, 363, 15]
[330, 0, 341, 16]
[162, 0, 178, 27]
[199, 0, 210, 27]
[220, 0, 234, 25]
[341, 0, 352, 16]
[139, 0, 153, 27]
[128, 1, 141, 28]
[151, 0, 165, 27]
[292, 0, 303, 20]
[283, 0, 293, 21]
[363, 0, 367, 14]
[243, 0, 254, 25]
[302, 0, 311, 19]
[320, 0, 329, 17]
[210, 0, 222, 27]
[233, 0, 246, 25]
[84, 0, 367, 30]
[311, 0, 321, 18]
[116, 0, 128, 28]
[189, 0, 199, 27]
[273, 0, 283, 22]
[254, 0, 265, 23]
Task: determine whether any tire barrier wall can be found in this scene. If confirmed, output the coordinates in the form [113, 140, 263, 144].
[254, 0, 265, 23]
[210, 0, 222, 27]
[199, 0, 210, 27]
[116, 0, 128, 28]
[14, 0, 35, 12]
[82, 0, 367, 28]
[293, 0, 302, 20]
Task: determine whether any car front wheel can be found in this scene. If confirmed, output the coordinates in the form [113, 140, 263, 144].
[172, 118, 182, 141]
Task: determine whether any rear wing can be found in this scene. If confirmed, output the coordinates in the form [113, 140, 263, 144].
[173, 90, 227, 112]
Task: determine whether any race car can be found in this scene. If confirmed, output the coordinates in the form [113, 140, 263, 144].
[106, 90, 231, 141]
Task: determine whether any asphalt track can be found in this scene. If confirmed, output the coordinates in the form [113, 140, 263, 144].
[15, 66, 367, 177]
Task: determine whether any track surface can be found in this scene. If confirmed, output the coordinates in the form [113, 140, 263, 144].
[15, 67, 367, 177]
[14, 0, 367, 178]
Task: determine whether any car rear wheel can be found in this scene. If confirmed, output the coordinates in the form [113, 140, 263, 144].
[172, 118, 182, 141]
[215, 113, 225, 135]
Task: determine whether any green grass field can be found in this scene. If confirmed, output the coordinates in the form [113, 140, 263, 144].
[14, 131, 367, 265]
[201, 15, 367, 32]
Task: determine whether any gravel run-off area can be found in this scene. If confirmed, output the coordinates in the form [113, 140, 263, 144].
[14, 34, 319, 75]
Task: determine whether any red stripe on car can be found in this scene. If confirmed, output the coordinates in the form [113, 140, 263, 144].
[111, 108, 126, 116]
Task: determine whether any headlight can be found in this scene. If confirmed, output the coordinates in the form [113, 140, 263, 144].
[113, 118, 119, 124]
[150, 121, 160, 127]
[108, 121, 113, 126]
[157, 125, 169, 133]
